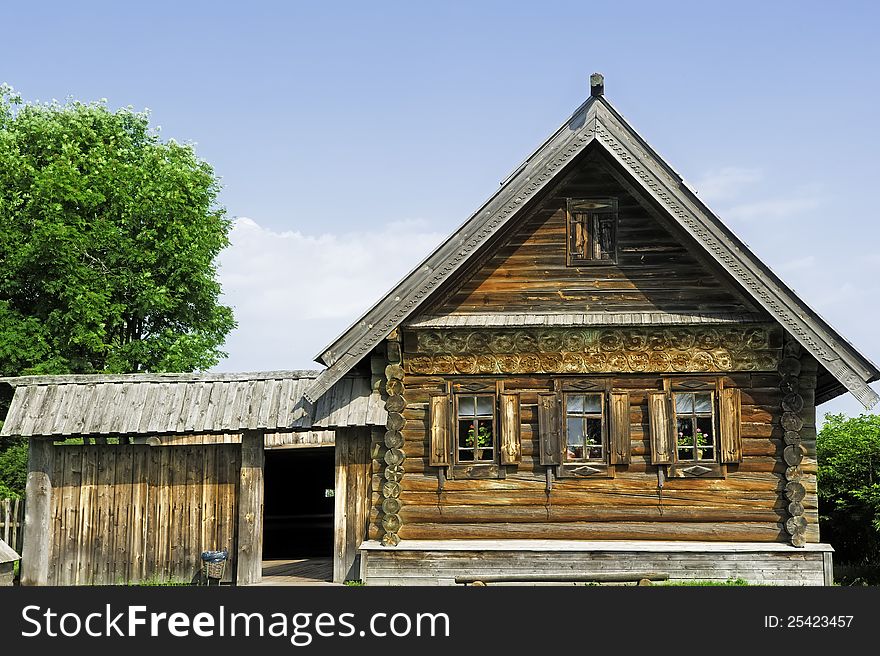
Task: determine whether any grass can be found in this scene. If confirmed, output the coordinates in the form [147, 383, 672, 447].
[659, 578, 750, 586]
[135, 575, 193, 586]
[344, 579, 365, 586]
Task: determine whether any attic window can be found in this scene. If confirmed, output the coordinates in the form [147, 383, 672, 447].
[566, 198, 618, 265]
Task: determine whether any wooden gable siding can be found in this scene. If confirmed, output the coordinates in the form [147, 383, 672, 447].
[368, 362, 819, 544]
[422, 152, 756, 317]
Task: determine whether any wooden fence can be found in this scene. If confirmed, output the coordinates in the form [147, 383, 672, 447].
[47, 444, 240, 585]
[1, 497, 24, 556]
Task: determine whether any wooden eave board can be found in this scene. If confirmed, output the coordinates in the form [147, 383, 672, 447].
[307, 94, 879, 409]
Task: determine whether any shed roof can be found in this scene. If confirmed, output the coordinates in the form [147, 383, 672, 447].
[0, 538, 19, 564]
[0, 371, 385, 438]
[307, 80, 880, 409]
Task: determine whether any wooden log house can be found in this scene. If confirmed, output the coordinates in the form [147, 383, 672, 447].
[2, 74, 877, 585]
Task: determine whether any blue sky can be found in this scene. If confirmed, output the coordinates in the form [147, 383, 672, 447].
[4, 0, 879, 417]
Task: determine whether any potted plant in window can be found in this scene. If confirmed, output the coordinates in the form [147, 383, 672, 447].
[466, 424, 493, 460]
[694, 428, 710, 459]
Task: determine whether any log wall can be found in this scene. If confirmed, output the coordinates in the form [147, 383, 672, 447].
[368, 369, 819, 545]
[47, 443, 240, 585]
[425, 153, 755, 316]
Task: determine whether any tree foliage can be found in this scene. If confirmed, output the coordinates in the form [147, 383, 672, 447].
[0, 439, 26, 498]
[816, 413, 880, 565]
[0, 85, 235, 376]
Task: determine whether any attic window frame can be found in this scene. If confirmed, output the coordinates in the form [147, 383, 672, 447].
[566, 197, 618, 266]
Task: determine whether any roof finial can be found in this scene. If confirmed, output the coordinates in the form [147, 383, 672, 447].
[590, 72, 604, 97]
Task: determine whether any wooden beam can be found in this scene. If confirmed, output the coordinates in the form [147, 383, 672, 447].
[455, 572, 668, 584]
[822, 551, 834, 587]
[236, 429, 264, 585]
[20, 438, 53, 586]
[334, 427, 371, 583]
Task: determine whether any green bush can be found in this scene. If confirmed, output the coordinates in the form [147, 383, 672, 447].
[817, 413, 880, 566]
[0, 438, 27, 497]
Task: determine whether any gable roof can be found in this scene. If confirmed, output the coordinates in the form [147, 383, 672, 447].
[307, 78, 880, 409]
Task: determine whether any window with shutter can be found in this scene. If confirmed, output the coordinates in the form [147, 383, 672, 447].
[429, 390, 505, 480]
[650, 380, 743, 478]
[538, 385, 629, 478]
[566, 198, 618, 265]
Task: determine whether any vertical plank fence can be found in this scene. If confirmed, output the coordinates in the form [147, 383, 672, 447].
[1, 497, 25, 556]
[45, 444, 240, 585]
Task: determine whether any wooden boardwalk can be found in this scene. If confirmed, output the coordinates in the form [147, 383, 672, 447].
[257, 558, 339, 586]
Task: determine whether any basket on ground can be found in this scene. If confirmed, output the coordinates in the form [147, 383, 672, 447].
[201, 549, 228, 582]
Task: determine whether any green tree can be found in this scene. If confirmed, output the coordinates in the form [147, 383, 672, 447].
[816, 413, 880, 566]
[0, 86, 236, 497]
[0, 440, 27, 498]
[0, 85, 235, 376]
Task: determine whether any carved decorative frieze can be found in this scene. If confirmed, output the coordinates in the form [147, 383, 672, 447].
[404, 325, 781, 375]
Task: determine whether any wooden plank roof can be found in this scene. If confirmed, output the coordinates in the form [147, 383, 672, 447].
[308, 78, 880, 409]
[0, 538, 20, 564]
[0, 371, 386, 438]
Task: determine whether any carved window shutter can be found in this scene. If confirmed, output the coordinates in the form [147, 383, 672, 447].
[609, 391, 631, 465]
[537, 393, 561, 466]
[429, 394, 451, 467]
[719, 387, 743, 464]
[648, 391, 674, 465]
[500, 392, 522, 465]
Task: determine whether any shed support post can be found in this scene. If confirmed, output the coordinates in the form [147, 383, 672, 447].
[822, 551, 834, 587]
[236, 429, 264, 585]
[334, 427, 371, 583]
[21, 438, 53, 586]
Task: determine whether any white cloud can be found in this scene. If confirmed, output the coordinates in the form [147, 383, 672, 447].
[721, 196, 822, 222]
[777, 255, 816, 272]
[215, 217, 445, 372]
[690, 167, 763, 202]
[690, 166, 824, 223]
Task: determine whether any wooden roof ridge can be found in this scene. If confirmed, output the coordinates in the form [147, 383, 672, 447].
[0, 370, 323, 387]
[303, 84, 879, 409]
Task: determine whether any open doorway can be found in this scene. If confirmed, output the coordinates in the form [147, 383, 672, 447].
[262, 446, 335, 560]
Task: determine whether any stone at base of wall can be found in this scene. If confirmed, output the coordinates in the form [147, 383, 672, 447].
[359, 539, 834, 586]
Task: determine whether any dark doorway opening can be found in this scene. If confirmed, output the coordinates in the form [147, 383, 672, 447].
[262, 446, 335, 559]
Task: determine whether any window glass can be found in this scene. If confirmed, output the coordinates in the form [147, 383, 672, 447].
[457, 395, 494, 463]
[694, 393, 712, 414]
[564, 393, 604, 462]
[674, 391, 715, 462]
[567, 395, 584, 414]
[457, 396, 476, 418]
[675, 394, 693, 413]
